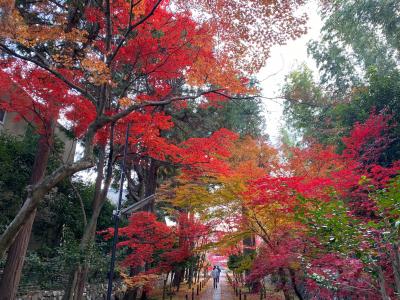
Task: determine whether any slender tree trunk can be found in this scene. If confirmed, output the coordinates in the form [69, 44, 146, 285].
[63, 189, 107, 300]
[243, 233, 256, 291]
[162, 276, 168, 300]
[143, 158, 158, 212]
[124, 159, 159, 300]
[64, 268, 79, 300]
[193, 258, 198, 285]
[197, 253, 205, 283]
[63, 144, 109, 300]
[66, 83, 117, 298]
[188, 264, 194, 288]
[0, 122, 55, 300]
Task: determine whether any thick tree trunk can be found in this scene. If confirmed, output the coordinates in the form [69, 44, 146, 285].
[0, 122, 54, 300]
[377, 264, 390, 300]
[288, 268, 304, 300]
[74, 265, 88, 300]
[173, 267, 184, 291]
[63, 264, 89, 300]
[0, 117, 104, 258]
[278, 268, 292, 300]
[0, 157, 93, 257]
[391, 242, 400, 298]
[0, 210, 37, 300]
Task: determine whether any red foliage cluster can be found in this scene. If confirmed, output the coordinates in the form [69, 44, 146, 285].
[342, 112, 394, 166]
[305, 254, 372, 299]
[0, 67, 87, 136]
[100, 211, 210, 279]
[101, 212, 174, 270]
[244, 112, 400, 298]
[250, 112, 399, 213]
[247, 234, 306, 282]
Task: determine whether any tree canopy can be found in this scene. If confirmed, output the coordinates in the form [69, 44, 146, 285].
[1, 0, 400, 299]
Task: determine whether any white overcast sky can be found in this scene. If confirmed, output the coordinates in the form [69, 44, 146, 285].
[257, 0, 322, 143]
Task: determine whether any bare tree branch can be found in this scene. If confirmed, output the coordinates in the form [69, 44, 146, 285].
[70, 179, 88, 226]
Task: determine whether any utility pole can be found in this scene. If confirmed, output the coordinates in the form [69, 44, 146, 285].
[106, 122, 131, 300]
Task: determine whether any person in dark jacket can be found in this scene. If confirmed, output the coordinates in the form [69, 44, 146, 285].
[211, 266, 219, 289]
[216, 266, 221, 283]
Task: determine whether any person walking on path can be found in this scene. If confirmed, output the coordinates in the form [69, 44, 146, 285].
[199, 269, 235, 300]
[211, 266, 219, 289]
[216, 266, 221, 283]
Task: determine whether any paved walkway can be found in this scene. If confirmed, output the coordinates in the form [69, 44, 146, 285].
[199, 271, 235, 300]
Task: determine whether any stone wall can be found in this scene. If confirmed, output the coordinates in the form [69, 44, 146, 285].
[17, 283, 126, 300]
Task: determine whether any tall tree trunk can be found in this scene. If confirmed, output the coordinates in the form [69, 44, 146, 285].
[64, 112, 120, 300]
[377, 264, 390, 300]
[243, 206, 256, 291]
[65, 82, 115, 299]
[278, 268, 292, 300]
[63, 142, 111, 300]
[288, 268, 304, 300]
[143, 158, 158, 212]
[73, 264, 88, 300]
[173, 267, 184, 291]
[124, 159, 159, 300]
[197, 254, 205, 283]
[391, 242, 400, 298]
[63, 194, 106, 300]
[188, 264, 194, 288]
[0, 122, 55, 300]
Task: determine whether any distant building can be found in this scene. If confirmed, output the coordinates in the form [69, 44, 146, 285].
[0, 75, 76, 164]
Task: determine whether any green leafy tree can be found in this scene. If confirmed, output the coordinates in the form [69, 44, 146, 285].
[0, 133, 36, 233]
[281, 65, 400, 163]
[0, 132, 114, 290]
[309, 0, 400, 96]
[169, 97, 266, 142]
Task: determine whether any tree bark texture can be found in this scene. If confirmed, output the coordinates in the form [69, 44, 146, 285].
[391, 242, 400, 299]
[377, 264, 390, 300]
[288, 268, 304, 300]
[0, 121, 55, 300]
